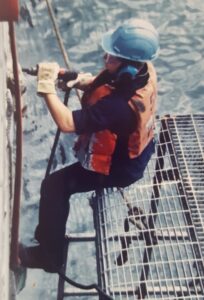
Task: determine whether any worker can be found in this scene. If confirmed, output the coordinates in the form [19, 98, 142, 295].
[19, 18, 159, 272]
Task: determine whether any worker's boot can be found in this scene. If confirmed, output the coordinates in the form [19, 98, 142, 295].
[18, 243, 63, 273]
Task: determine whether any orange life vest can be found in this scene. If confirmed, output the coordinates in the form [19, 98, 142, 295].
[75, 62, 157, 175]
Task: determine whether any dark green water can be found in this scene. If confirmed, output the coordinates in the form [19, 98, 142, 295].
[16, 0, 204, 299]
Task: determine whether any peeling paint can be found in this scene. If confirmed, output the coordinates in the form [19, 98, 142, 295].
[0, 22, 16, 300]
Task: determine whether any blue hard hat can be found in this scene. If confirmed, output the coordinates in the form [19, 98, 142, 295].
[101, 19, 159, 61]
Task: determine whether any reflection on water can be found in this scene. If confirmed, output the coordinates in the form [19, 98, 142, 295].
[16, 0, 204, 299]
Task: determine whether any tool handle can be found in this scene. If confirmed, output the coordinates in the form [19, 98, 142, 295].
[22, 67, 78, 82]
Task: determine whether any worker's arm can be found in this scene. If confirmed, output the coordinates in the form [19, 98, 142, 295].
[36, 62, 93, 132]
[44, 93, 75, 133]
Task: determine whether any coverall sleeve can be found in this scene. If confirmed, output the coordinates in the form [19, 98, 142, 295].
[72, 94, 135, 135]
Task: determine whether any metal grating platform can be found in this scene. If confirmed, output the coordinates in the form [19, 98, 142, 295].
[94, 114, 204, 300]
[168, 115, 204, 256]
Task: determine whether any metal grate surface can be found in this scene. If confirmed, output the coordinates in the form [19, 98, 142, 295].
[168, 115, 204, 256]
[94, 114, 204, 300]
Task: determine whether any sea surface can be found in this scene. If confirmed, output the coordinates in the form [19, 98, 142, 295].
[16, 0, 204, 299]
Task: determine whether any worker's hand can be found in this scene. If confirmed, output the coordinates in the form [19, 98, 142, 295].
[67, 72, 94, 89]
[37, 62, 60, 95]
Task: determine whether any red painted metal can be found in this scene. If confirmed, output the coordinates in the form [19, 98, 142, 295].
[0, 0, 19, 21]
[9, 21, 22, 269]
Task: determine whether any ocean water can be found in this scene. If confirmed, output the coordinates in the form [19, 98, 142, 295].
[16, 0, 204, 299]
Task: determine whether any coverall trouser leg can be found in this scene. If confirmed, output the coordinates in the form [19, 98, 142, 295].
[35, 162, 130, 263]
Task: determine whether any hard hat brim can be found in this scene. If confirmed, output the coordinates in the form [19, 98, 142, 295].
[101, 31, 116, 56]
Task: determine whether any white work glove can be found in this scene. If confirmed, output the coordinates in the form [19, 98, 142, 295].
[37, 62, 60, 95]
[67, 72, 93, 89]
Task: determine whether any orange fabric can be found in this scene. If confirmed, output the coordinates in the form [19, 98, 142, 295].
[75, 62, 157, 175]
[81, 84, 114, 106]
[88, 130, 117, 175]
[128, 62, 157, 157]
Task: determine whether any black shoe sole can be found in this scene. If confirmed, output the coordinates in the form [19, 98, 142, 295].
[19, 243, 62, 273]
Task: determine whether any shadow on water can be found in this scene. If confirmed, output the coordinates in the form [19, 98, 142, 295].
[16, 0, 204, 299]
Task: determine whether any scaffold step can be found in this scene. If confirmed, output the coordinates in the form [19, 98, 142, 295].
[108, 229, 189, 241]
[109, 285, 202, 295]
[63, 286, 98, 296]
[65, 232, 95, 242]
